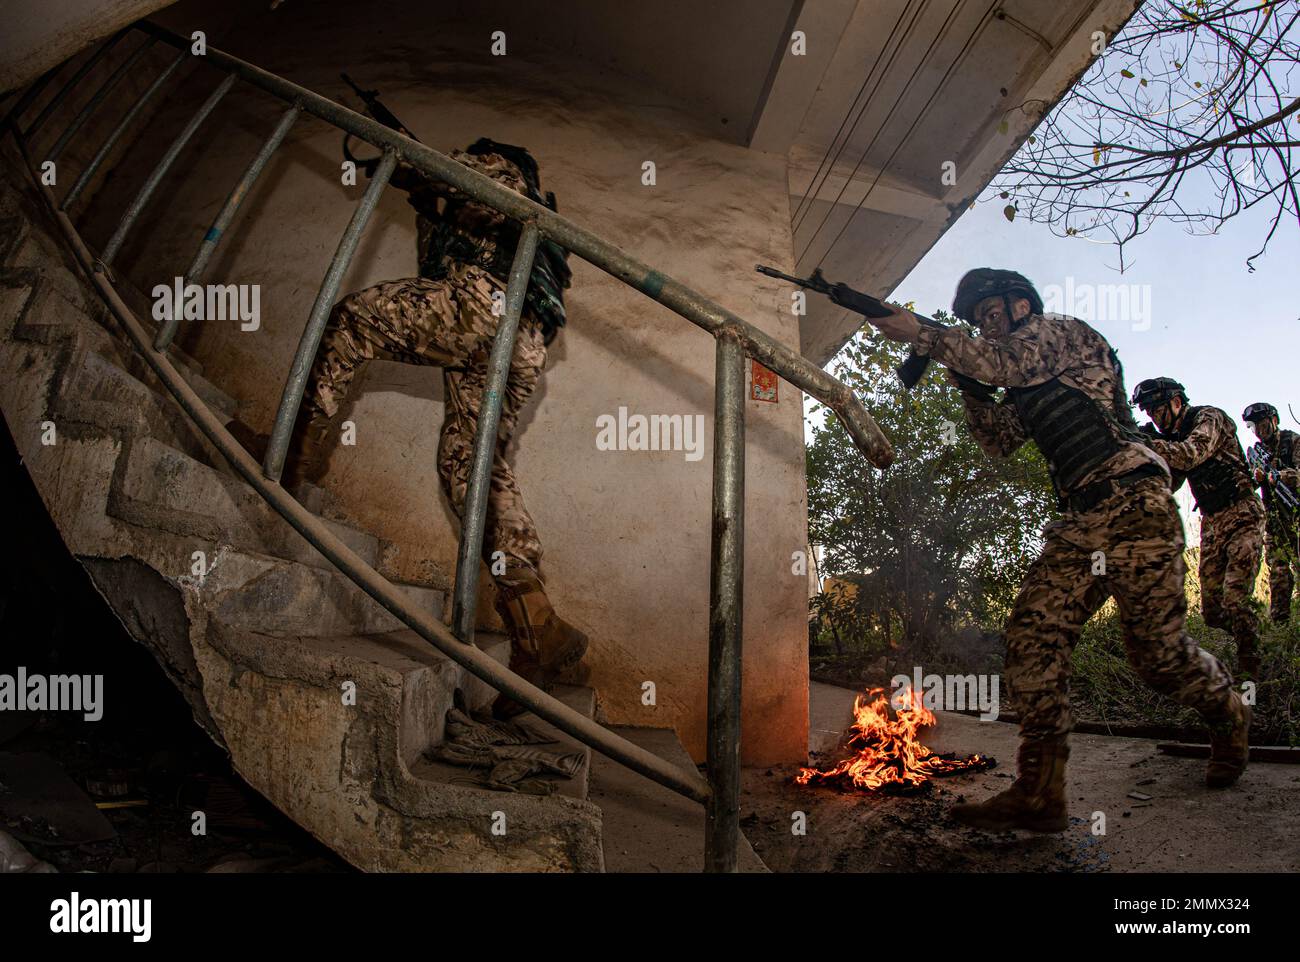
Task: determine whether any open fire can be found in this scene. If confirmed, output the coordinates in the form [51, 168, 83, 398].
[796, 686, 994, 793]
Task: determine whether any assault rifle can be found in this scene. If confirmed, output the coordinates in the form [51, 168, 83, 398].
[755, 265, 952, 390]
[340, 72, 420, 175]
[1247, 443, 1300, 513]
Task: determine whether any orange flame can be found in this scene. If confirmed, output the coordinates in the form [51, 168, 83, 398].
[796, 686, 990, 792]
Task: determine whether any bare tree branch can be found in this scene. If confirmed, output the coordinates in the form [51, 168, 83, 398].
[989, 0, 1300, 265]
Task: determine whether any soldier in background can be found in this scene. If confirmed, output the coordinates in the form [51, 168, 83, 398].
[830, 268, 1251, 833]
[236, 139, 586, 718]
[1132, 379, 1266, 677]
[1243, 402, 1299, 624]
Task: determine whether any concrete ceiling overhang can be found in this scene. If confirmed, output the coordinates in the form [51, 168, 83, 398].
[750, 0, 1145, 365]
[4, 0, 1144, 372]
[436, 0, 805, 143]
[3, 0, 805, 130]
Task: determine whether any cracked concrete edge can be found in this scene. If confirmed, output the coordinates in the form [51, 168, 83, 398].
[197, 614, 605, 872]
[74, 537, 605, 872]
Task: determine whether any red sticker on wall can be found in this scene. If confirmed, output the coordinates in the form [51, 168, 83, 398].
[751, 360, 778, 403]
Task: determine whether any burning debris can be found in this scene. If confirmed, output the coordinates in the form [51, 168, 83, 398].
[796, 687, 995, 794]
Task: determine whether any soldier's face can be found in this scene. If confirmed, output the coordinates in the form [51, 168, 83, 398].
[973, 295, 1030, 338]
[1251, 416, 1278, 442]
[1151, 398, 1182, 433]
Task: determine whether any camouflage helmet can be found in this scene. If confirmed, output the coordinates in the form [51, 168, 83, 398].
[1131, 377, 1186, 413]
[1242, 402, 1278, 423]
[467, 137, 541, 195]
[952, 268, 1044, 324]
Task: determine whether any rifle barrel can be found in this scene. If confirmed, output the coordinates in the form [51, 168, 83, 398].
[755, 265, 806, 286]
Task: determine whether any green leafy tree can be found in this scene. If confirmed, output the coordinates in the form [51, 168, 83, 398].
[807, 314, 1056, 662]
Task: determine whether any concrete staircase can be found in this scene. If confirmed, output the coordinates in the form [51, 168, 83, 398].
[0, 148, 765, 872]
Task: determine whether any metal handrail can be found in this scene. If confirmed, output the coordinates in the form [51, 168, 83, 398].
[5, 19, 894, 872]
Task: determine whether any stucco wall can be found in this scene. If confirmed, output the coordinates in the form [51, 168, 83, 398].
[70, 4, 810, 764]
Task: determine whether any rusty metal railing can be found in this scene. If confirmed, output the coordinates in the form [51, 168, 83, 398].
[3, 19, 893, 873]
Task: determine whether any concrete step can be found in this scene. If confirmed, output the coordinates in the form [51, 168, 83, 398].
[197, 546, 445, 638]
[60, 339, 234, 469]
[92, 270, 238, 421]
[7, 226, 454, 600]
[589, 727, 768, 873]
[212, 625, 511, 767]
[200, 619, 603, 872]
[111, 272, 207, 375]
[513, 685, 595, 801]
[410, 683, 595, 802]
[122, 348, 238, 421]
[7, 286, 237, 471]
[0, 206, 96, 318]
[109, 434, 385, 573]
[1, 167, 606, 872]
[4, 236, 460, 631]
[2, 290, 397, 587]
[0, 200, 236, 421]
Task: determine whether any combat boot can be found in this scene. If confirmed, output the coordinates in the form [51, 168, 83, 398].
[951, 736, 1069, 833]
[491, 570, 588, 719]
[1206, 692, 1251, 789]
[489, 645, 544, 721]
[282, 411, 331, 491]
[1236, 636, 1260, 679]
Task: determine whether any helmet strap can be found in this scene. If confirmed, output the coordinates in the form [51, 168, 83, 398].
[1005, 293, 1028, 332]
[1171, 396, 1189, 429]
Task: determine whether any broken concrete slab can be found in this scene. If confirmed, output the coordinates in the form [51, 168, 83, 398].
[0, 752, 116, 845]
[0, 829, 57, 873]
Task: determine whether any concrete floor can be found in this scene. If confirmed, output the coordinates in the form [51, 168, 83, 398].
[739, 681, 1300, 873]
[590, 727, 767, 872]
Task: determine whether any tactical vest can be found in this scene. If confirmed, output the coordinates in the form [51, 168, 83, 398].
[1263, 430, 1299, 531]
[416, 197, 571, 345]
[1276, 430, 1299, 472]
[1004, 331, 1141, 503]
[1168, 406, 1252, 515]
[1009, 379, 1122, 498]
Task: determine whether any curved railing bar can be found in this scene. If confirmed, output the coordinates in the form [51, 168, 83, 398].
[5, 19, 896, 871]
[8, 128, 713, 807]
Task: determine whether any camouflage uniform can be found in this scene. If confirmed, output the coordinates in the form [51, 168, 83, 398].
[920, 313, 1237, 740]
[1146, 407, 1266, 651]
[1258, 428, 1300, 622]
[299, 148, 570, 577]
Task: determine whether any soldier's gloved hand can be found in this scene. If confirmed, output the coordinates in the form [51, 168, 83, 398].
[830, 283, 894, 319]
[948, 370, 996, 403]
